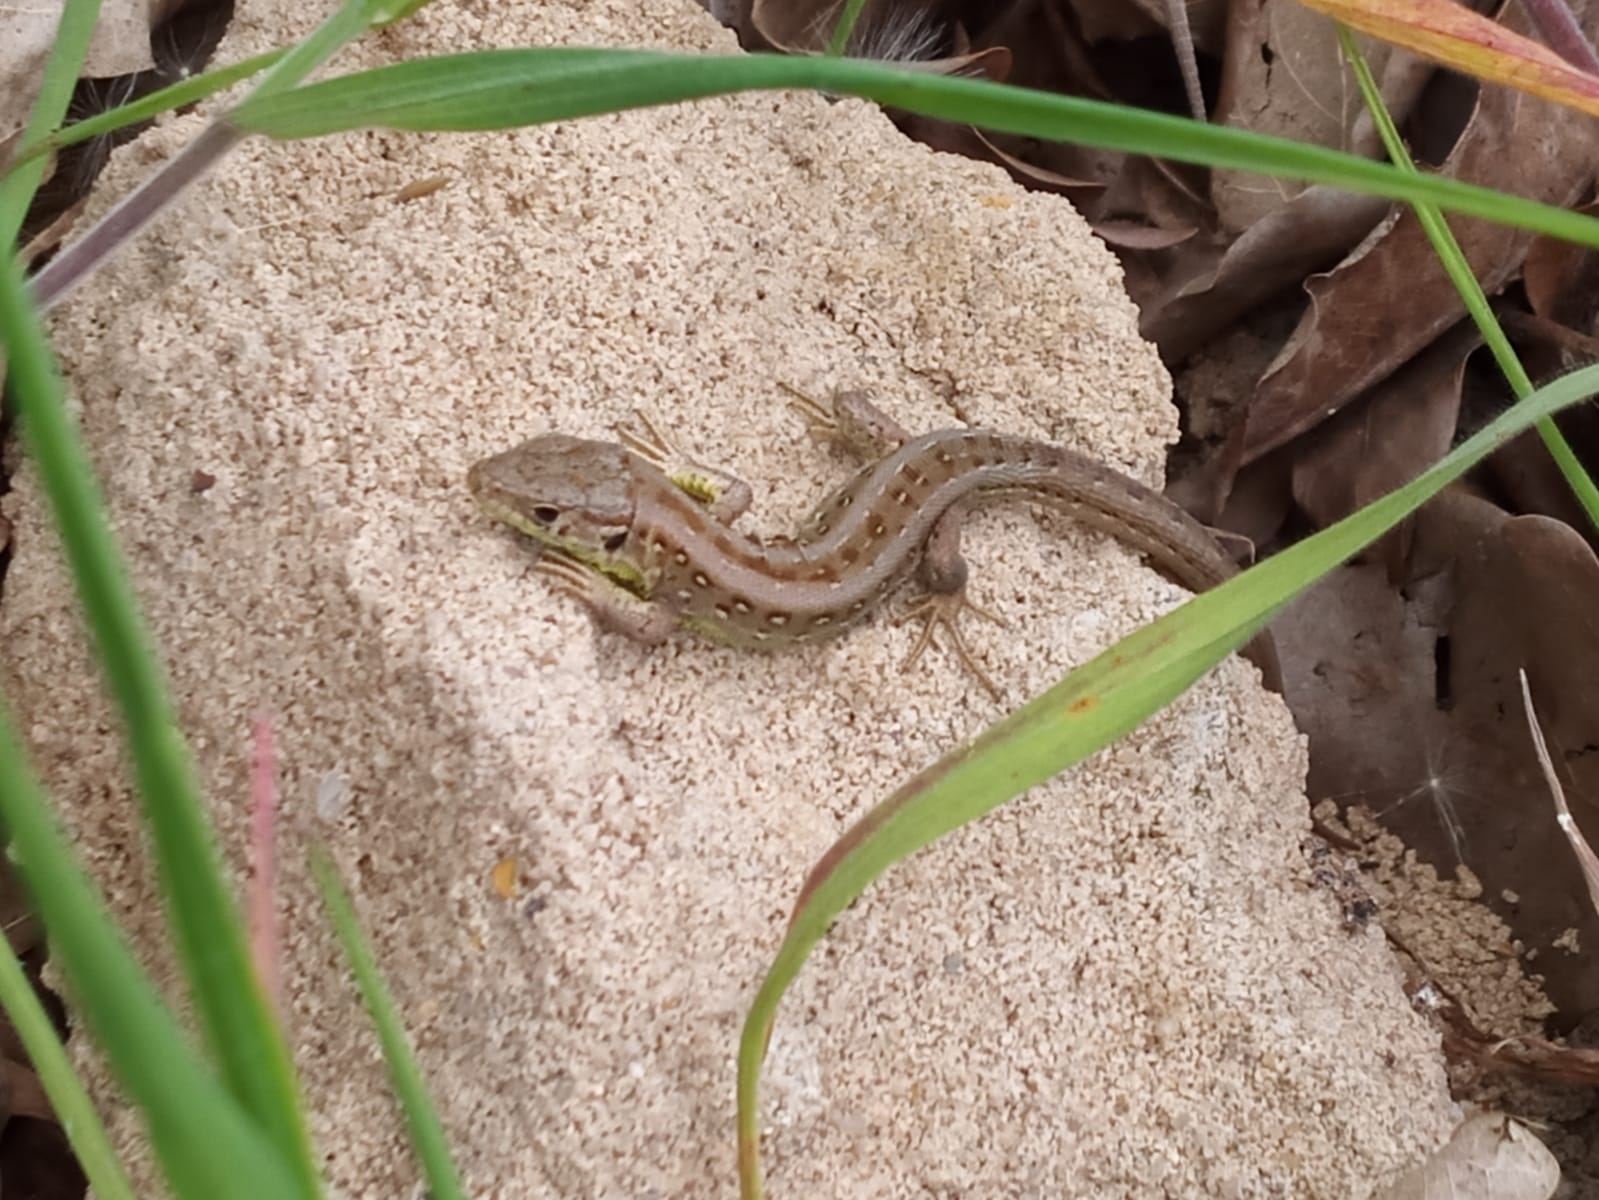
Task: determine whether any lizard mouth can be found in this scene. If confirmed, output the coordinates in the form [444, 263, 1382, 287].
[471, 492, 647, 595]
[469, 490, 559, 544]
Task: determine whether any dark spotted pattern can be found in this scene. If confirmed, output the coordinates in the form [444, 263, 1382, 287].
[516, 423, 1241, 653]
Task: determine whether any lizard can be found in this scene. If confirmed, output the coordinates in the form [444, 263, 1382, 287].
[466, 388, 1280, 697]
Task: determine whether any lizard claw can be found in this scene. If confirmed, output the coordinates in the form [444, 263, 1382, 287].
[532, 552, 677, 644]
[783, 383, 913, 457]
[778, 381, 841, 444]
[894, 590, 1006, 702]
[615, 410, 677, 470]
[615, 413, 753, 519]
[532, 553, 599, 603]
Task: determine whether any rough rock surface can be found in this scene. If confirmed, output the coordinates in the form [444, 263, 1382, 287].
[2, 0, 1458, 1195]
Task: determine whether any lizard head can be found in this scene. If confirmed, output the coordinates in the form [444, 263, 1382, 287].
[468, 435, 642, 581]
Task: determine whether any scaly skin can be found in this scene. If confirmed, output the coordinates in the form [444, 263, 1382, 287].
[467, 391, 1280, 696]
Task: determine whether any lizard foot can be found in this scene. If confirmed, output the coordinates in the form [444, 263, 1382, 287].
[778, 382, 840, 444]
[614, 409, 679, 470]
[533, 553, 676, 644]
[614, 411, 752, 521]
[780, 382, 912, 458]
[894, 590, 1008, 702]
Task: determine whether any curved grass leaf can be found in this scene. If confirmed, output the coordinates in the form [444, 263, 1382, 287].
[2, 41, 320, 1183]
[1338, 26, 1599, 530]
[0, 0, 104, 247]
[0, 931, 135, 1200]
[230, 48, 1599, 249]
[2, 50, 288, 175]
[734, 360, 1599, 1199]
[0, 0, 318, 1190]
[310, 848, 467, 1200]
[0, 259, 320, 1191]
[0, 711, 311, 1200]
[824, 0, 871, 56]
[26, 0, 432, 312]
[246, 0, 432, 104]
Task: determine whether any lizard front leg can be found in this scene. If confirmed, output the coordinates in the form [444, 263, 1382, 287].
[535, 554, 680, 645]
[615, 411, 753, 524]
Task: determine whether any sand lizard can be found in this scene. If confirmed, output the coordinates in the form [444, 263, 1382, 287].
[467, 389, 1279, 696]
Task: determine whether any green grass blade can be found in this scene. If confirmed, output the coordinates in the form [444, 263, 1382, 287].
[0, 708, 310, 1199]
[825, 0, 871, 56]
[309, 848, 467, 1200]
[2, 49, 289, 177]
[247, 0, 432, 102]
[230, 48, 1599, 248]
[0, 228, 320, 1192]
[3, 0, 433, 184]
[0, 939, 136, 1200]
[735, 360, 1599, 1198]
[0, 0, 103, 244]
[1338, 25, 1599, 530]
[27, 0, 435, 312]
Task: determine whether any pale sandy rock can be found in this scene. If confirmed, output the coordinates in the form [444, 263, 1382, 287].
[2, 0, 1459, 1196]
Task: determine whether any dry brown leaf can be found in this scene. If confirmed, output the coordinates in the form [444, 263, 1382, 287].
[1091, 154, 1212, 227]
[1244, 1, 1599, 461]
[955, 2, 1134, 201]
[1091, 219, 1195, 249]
[1523, 198, 1599, 327]
[1142, 185, 1390, 363]
[966, 127, 1104, 195]
[1291, 320, 1477, 573]
[0, 855, 38, 959]
[1281, 493, 1599, 1022]
[1374, 1113, 1559, 1200]
[1426, 506, 1599, 1019]
[1214, 5, 1375, 230]
[1483, 308, 1599, 542]
[743, 0, 840, 53]
[1214, 445, 1293, 552]
[969, 0, 1226, 229]
[1484, 439, 1594, 543]
[1278, 558, 1454, 832]
[1211, 3, 1432, 232]
[0, 0, 155, 141]
[1, 1060, 52, 1124]
[1499, 308, 1599, 363]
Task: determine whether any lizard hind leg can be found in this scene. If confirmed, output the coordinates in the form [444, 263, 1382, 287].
[893, 506, 1009, 701]
[895, 590, 1007, 701]
[780, 382, 921, 547]
[779, 383, 914, 459]
[782, 384, 925, 546]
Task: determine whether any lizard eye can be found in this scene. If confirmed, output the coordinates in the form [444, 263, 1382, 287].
[529, 505, 561, 525]
[602, 532, 627, 553]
